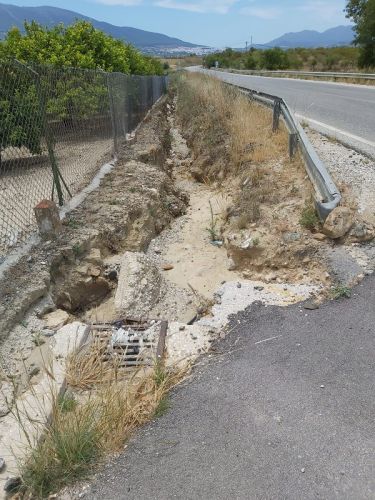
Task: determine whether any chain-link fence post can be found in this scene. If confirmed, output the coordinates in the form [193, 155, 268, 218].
[104, 72, 118, 156]
[14, 59, 66, 206]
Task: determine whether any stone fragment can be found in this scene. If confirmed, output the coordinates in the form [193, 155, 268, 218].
[227, 257, 236, 271]
[88, 266, 101, 277]
[43, 309, 69, 330]
[34, 199, 62, 239]
[162, 264, 174, 271]
[322, 207, 354, 239]
[4, 477, 21, 493]
[313, 233, 327, 241]
[303, 300, 319, 310]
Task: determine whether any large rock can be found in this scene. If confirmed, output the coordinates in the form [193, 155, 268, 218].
[322, 207, 354, 239]
[115, 252, 162, 318]
[43, 309, 70, 330]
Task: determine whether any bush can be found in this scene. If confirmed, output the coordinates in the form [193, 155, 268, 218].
[260, 48, 290, 70]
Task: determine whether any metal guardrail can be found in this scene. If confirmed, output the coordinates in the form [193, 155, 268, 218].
[231, 84, 341, 219]
[217, 68, 375, 81]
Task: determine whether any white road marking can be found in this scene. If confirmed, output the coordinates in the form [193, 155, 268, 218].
[295, 114, 375, 149]
[255, 336, 282, 345]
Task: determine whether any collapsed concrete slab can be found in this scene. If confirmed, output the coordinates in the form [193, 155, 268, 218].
[0, 322, 89, 496]
[115, 252, 162, 318]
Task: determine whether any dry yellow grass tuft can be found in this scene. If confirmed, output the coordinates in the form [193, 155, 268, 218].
[18, 341, 188, 498]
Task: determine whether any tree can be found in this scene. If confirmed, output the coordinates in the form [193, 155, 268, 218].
[0, 63, 43, 167]
[0, 21, 163, 163]
[260, 48, 289, 70]
[0, 21, 163, 75]
[346, 0, 375, 67]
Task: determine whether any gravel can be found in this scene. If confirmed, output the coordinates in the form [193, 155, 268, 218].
[306, 128, 375, 215]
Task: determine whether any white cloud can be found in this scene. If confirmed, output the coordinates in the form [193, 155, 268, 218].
[240, 6, 280, 19]
[298, 1, 345, 21]
[153, 0, 237, 14]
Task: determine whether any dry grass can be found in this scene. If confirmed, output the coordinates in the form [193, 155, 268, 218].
[176, 72, 289, 182]
[18, 342, 188, 499]
[65, 341, 121, 390]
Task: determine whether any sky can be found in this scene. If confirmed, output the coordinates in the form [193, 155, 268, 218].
[5, 0, 351, 47]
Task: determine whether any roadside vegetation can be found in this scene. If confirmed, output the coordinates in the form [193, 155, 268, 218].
[18, 345, 186, 498]
[203, 0, 375, 73]
[203, 46, 363, 72]
[0, 20, 163, 75]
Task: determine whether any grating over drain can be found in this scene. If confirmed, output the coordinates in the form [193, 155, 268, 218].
[90, 318, 168, 368]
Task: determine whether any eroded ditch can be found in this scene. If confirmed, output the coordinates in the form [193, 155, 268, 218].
[1, 76, 375, 493]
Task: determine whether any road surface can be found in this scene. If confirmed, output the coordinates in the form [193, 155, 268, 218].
[188, 68, 375, 158]
[87, 274, 375, 500]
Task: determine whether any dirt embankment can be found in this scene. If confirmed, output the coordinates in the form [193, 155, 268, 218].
[0, 99, 186, 374]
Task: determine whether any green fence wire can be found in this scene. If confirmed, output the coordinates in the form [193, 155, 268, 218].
[0, 60, 167, 258]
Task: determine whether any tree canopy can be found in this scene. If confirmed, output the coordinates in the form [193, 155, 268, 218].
[346, 0, 375, 67]
[0, 20, 163, 75]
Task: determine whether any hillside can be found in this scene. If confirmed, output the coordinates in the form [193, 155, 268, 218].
[267, 25, 355, 48]
[0, 2, 201, 50]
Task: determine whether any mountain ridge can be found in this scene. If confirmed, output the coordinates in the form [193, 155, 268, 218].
[0, 2, 201, 49]
[266, 25, 355, 48]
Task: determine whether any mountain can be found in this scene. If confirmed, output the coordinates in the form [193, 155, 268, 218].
[0, 2, 203, 52]
[266, 25, 355, 48]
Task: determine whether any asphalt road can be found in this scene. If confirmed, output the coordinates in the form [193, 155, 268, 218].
[87, 275, 375, 500]
[188, 68, 375, 157]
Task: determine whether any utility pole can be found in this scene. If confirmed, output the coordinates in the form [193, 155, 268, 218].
[250, 35, 253, 49]
[245, 41, 248, 52]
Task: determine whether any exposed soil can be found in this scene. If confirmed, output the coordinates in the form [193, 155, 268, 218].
[1, 77, 375, 475]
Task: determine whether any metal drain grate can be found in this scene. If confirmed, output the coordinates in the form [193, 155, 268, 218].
[90, 318, 168, 368]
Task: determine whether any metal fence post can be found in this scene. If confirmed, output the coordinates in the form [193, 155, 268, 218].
[272, 98, 281, 132]
[14, 59, 66, 206]
[105, 72, 118, 155]
[289, 133, 298, 158]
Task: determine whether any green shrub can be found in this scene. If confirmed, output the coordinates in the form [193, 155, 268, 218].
[299, 204, 320, 230]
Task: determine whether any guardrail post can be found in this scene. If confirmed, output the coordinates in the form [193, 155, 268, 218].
[289, 133, 298, 158]
[272, 98, 281, 132]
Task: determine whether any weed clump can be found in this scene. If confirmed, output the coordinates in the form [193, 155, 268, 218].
[300, 204, 320, 230]
[330, 284, 351, 299]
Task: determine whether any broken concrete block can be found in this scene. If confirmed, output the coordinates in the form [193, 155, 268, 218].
[115, 252, 162, 318]
[34, 199, 62, 239]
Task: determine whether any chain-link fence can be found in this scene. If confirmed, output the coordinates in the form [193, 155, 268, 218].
[0, 60, 167, 257]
